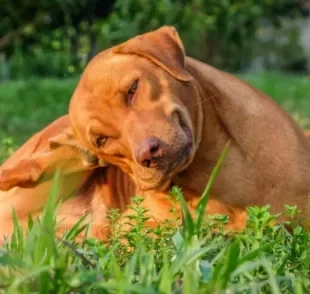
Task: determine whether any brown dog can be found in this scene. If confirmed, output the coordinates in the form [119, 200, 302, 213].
[1, 26, 310, 242]
[68, 26, 310, 224]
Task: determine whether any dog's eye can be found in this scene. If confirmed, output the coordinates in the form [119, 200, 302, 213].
[126, 79, 139, 104]
[95, 135, 107, 148]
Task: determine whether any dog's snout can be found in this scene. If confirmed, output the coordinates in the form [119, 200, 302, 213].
[136, 137, 163, 168]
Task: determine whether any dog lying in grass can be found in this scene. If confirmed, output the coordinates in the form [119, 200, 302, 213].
[1, 26, 310, 243]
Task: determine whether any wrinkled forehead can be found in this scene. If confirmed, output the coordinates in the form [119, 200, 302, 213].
[85, 54, 145, 89]
[84, 53, 173, 92]
[69, 54, 155, 137]
[69, 52, 178, 140]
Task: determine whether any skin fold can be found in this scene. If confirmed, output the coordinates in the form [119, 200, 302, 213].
[1, 26, 310, 243]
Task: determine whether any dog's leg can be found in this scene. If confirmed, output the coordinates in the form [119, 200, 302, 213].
[0, 115, 102, 244]
[117, 190, 248, 234]
[0, 145, 97, 191]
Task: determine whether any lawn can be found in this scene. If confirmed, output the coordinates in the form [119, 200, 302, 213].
[0, 78, 77, 162]
[0, 72, 310, 293]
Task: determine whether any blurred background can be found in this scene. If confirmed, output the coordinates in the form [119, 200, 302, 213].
[0, 0, 310, 161]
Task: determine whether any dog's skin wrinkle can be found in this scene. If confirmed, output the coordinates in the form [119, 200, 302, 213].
[1, 26, 310, 243]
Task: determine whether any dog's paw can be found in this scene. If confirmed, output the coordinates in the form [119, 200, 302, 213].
[0, 169, 13, 191]
[0, 160, 42, 191]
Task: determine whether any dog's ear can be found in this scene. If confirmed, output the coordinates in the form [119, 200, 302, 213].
[48, 127, 106, 168]
[113, 26, 192, 82]
[48, 127, 80, 149]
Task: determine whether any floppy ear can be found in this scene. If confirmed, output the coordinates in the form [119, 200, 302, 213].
[0, 124, 107, 191]
[49, 126, 100, 166]
[49, 127, 89, 156]
[48, 127, 76, 149]
[49, 127, 109, 168]
[113, 26, 192, 82]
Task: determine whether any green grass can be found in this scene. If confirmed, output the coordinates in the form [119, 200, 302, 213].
[1, 172, 309, 293]
[0, 72, 310, 293]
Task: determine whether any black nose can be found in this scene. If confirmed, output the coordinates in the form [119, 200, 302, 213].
[136, 137, 163, 168]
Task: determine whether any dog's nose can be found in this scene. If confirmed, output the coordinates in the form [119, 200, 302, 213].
[136, 137, 163, 168]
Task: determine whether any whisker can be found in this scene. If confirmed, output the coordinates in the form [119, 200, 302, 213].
[192, 94, 217, 108]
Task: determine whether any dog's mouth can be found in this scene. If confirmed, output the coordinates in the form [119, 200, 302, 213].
[168, 141, 192, 173]
[134, 123, 194, 192]
[135, 146, 192, 191]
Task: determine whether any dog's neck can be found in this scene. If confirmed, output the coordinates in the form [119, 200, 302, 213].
[174, 57, 310, 216]
[172, 57, 230, 196]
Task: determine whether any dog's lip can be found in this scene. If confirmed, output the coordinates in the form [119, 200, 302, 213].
[167, 121, 194, 174]
[137, 177, 171, 192]
[134, 123, 194, 190]
[181, 122, 193, 148]
[167, 143, 192, 173]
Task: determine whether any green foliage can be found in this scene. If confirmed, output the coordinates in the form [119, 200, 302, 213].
[0, 174, 309, 292]
[0, 0, 303, 79]
[0, 77, 77, 161]
[102, 0, 297, 70]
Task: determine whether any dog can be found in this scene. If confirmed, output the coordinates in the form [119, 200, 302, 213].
[1, 26, 310, 243]
[68, 26, 310, 225]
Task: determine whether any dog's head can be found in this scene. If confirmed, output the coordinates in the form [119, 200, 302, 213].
[69, 26, 201, 191]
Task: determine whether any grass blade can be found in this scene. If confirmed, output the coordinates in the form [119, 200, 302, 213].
[195, 141, 230, 231]
[171, 186, 195, 240]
